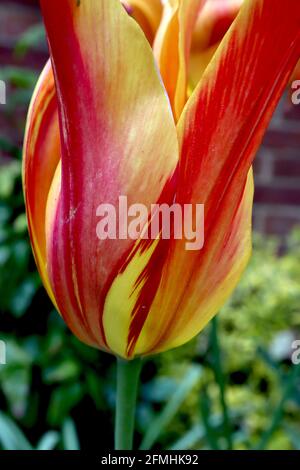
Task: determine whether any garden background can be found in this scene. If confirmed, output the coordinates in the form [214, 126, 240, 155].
[0, 0, 300, 450]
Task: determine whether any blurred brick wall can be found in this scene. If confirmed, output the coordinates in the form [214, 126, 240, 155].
[1, 0, 300, 239]
[253, 99, 300, 237]
[0, 1, 45, 68]
[0, 0, 47, 147]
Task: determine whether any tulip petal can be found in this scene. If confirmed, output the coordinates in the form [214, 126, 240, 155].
[192, 0, 242, 51]
[120, 0, 300, 356]
[23, 62, 98, 345]
[125, 0, 163, 43]
[40, 0, 178, 350]
[154, 0, 206, 120]
[189, 0, 242, 88]
[23, 60, 60, 311]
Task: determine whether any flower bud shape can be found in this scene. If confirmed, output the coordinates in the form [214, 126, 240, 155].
[23, 0, 300, 358]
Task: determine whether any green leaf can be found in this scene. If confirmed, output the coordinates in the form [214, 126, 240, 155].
[0, 412, 32, 450]
[13, 213, 28, 234]
[284, 425, 300, 450]
[62, 419, 80, 450]
[209, 317, 232, 449]
[0, 246, 10, 266]
[0, 338, 32, 367]
[255, 364, 300, 450]
[86, 370, 106, 410]
[44, 360, 81, 384]
[139, 365, 202, 450]
[0, 161, 21, 198]
[36, 431, 60, 451]
[142, 377, 177, 403]
[7, 89, 33, 109]
[199, 386, 220, 450]
[0, 137, 21, 158]
[0, 67, 38, 89]
[47, 384, 83, 426]
[15, 24, 46, 57]
[168, 424, 205, 450]
[1, 368, 30, 418]
[10, 276, 38, 318]
[257, 346, 284, 380]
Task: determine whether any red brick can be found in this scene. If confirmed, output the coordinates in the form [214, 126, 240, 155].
[273, 157, 300, 178]
[0, 45, 48, 69]
[253, 154, 263, 175]
[7, 1, 39, 5]
[254, 185, 300, 206]
[0, 3, 41, 49]
[253, 148, 274, 182]
[283, 100, 300, 121]
[263, 130, 300, 149]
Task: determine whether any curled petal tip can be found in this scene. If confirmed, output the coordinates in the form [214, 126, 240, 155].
[122, 1, 134, 15]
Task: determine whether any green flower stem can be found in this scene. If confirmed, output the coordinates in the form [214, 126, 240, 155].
[211, 317, 233, 450]
[115, 357, 142, 450]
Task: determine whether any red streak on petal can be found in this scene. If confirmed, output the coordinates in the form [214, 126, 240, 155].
[121, 170, 178, 357]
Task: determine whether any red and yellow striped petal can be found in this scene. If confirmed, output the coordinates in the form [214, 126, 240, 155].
[39, 0, 178, 351]
[154, 0, 206, 120]
[22, 61, 60, 312]
[114, 0, 300, 357]
[134, 171, 254, 355]
[23, 61, 104, 346]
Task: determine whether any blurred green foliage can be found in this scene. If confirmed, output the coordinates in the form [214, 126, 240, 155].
[0, 22, 300, 451]
[14, 24, 46, 58]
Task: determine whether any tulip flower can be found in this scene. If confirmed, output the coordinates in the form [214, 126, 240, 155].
[23, 0, 300, 449]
